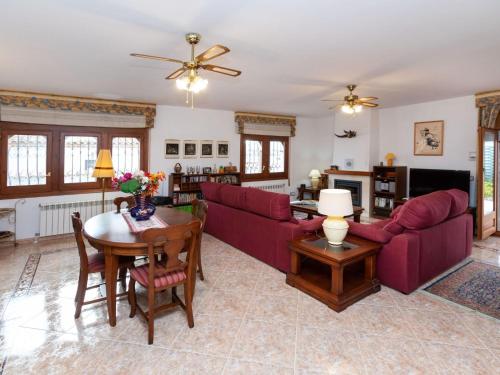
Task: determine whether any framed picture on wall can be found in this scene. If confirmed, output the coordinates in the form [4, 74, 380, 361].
[216, 141, 229, 158]
[414, 120, 444, 156]
[183, 140, 198, 158]
[200, 140, 214, 158]
[164, 139, 180, 159]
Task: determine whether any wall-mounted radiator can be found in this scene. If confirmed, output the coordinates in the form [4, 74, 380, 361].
[243, 182, 288, 194]
[39, 199, 114, 237]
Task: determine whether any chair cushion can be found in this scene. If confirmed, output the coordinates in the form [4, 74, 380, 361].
[130, 264, 186, 288]
[445, 189, 469, 218]
[88, 252, 105, 273]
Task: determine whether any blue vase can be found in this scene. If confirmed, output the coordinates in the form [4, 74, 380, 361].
[130, 194, 156, 221]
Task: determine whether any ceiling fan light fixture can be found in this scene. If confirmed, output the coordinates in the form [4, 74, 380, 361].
[354, 104, 363, 113]
[175, 74, 208, 93]
[341, 104, 354, 114]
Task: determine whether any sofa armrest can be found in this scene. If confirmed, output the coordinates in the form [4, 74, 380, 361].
[377, 232, 420, 294]
[348, 222, 394, 244]
[274, 221, 305, 272]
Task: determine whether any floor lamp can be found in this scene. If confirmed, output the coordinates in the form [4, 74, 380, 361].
[92, 149, 115, 213]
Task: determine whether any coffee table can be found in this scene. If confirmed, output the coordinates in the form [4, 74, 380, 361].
[286, 233, 381, 312]
[290, 203, 364, 222]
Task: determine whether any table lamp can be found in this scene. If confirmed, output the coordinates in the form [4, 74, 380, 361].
[92, 149, 115, 213]
[318, 189, 353, 245]
[385, 152, 396, 167]
[309, 169, 322, 189]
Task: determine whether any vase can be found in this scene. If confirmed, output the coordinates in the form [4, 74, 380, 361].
[130, 194, 156, 221]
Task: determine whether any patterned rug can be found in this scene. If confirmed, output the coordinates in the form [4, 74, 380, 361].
[425, 261, 500, 319]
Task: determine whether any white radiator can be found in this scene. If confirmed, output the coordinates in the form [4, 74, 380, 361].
[39, 199, 114, 237]
[245, 182, 287, 194]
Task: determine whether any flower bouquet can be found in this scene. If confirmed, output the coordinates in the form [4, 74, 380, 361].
[112, 171, 166, 220]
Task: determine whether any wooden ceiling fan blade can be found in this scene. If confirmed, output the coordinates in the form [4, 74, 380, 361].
[358, 97, 378, 101]
[361, 102, 378, 107]
[201, 64, 241, 76]
[130, 53, 184, 64]
[196, 45, 230, 63]
[165, 67, 187, 80]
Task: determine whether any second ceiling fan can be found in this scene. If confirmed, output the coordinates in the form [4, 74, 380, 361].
[131, 33, 241, 107]
[322, 85, 379, 114]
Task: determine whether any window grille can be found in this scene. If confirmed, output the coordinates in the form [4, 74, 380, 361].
[64, 136, 98, 183]
[7, 135, 47, 186]
[112, 137, 141, 173]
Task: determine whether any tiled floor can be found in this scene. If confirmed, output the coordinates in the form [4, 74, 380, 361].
[0, 234, 499, 374]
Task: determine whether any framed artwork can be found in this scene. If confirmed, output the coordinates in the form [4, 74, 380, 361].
[414, 121, 444, 156]
[164, 139, 180, 159]
[216, 141, 229, 158]
[183, 140, 198, 158]
[200, 140, 214, 158]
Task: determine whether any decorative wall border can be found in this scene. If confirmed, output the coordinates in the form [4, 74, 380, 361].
[0, 90, 156, 128]
[234, 111, 296, 136]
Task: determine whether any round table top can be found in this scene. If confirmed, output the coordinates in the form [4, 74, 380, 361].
[83, 206, 195, 248]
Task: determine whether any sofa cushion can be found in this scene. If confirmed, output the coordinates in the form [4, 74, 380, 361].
[219, 184, 247, 209]
[383, 220, 405, 235]
[445, 189, 469, 218]
[200, 182, 221, 202]
[396, 191, 452, 230]
[348, 222, 394, 244]
[244, 188, 291, 221]
[390, 204, 404, 218]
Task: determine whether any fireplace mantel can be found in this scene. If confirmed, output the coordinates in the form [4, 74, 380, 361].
[324, 169, 373, 177]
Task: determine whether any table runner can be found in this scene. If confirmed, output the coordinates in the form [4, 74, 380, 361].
[122, 212, 168, 233]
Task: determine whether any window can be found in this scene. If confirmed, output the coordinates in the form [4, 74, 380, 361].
[240, 134, 289, 181]
[0, 122, 148, 198]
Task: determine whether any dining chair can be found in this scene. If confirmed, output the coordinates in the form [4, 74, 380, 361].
[128, 220, 201, 344]
[191, 199, 208, 280]
[71, 212, 133, 319]
[113, 196, 136, 213]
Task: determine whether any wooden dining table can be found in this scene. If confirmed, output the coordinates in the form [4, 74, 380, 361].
[83, 206, 196, 327]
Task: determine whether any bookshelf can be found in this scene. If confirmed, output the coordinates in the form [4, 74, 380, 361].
[371, 166, 407, 218]
[168, 172, 241, 206]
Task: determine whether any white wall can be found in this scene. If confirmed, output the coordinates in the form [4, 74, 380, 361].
[378, 95, 477, 203]
[5, 105, 333, 239]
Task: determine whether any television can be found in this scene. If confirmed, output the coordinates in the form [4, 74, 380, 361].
[409, 168, 470, 197]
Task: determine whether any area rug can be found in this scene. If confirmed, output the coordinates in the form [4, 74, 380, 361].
[425, 261, 500, 319]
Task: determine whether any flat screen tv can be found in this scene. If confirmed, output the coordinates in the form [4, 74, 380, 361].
[409, 168, 470, 197]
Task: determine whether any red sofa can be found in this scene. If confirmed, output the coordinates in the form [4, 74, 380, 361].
[349, 189, 473, 294]
[200, 182, 319, 272]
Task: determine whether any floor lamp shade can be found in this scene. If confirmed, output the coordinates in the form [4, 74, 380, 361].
[318, 189, 353, 245]
[93, 149, 114, 213]
[92, 149, 115, 178]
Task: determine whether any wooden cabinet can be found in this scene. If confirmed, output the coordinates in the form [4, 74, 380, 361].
[168, 172, 240, 206]
[371, 166, 407, 218]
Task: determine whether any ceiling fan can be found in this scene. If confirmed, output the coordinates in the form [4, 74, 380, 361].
[131, 33, 241, 107]
[322, 84, 378, 114]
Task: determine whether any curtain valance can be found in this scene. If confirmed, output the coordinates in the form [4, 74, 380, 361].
[476, 91, 500, 129]
[235, 112, 296, 137]
[0, 90, 156, 128]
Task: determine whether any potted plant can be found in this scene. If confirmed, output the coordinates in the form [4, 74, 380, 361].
[112, 171, 166, 220]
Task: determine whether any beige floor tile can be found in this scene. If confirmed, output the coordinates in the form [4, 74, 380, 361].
[356, 285, 398, 307]
[357, 334, 436, 374]
[392, 290, 454, 312]
[297, 293, 353, 331]
[423, 342, 497, 375]
[246, 293, 298, 323]
[213, 270, 258, 293]
[223, 358, 293, 375]
[295, 324, 365, 374]
[199, 289, 252, 318]
[404, 308, 485, 348]
[231, 319, 296, 367]
[254, 269, 298, 298]
[347, 304, 415, 338]
[460, 311, 500, 350]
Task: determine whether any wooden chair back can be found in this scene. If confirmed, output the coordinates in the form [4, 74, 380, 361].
[191, 199, 208, 231]
[140, 220, 201, 287]
[113, 196, 136, 213]
[71, 212, 88, 268]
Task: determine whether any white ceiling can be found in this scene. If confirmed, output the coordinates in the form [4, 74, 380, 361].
[1, 0, 500, 117]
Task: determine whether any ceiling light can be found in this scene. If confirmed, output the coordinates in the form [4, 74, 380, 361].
[341, 104, 354, 114]
[354, 104, 363, 113]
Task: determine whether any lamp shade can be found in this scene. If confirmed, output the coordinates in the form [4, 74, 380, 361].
[318, 189, 353, 217]
[92, 149, 114, 178]
[309, 169, 322, 178]
[385, 152, 395, 160]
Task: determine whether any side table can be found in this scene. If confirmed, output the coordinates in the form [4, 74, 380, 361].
[286, 234, 382, 312]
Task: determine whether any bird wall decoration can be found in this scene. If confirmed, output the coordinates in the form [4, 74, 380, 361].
[335, 130, 357, 138]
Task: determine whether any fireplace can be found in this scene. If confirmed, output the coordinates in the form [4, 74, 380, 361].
[334, 179, 362, 206]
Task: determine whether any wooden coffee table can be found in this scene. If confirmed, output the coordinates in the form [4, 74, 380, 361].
[290, 203, 364, 222]
[286, 233, 381, 312]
